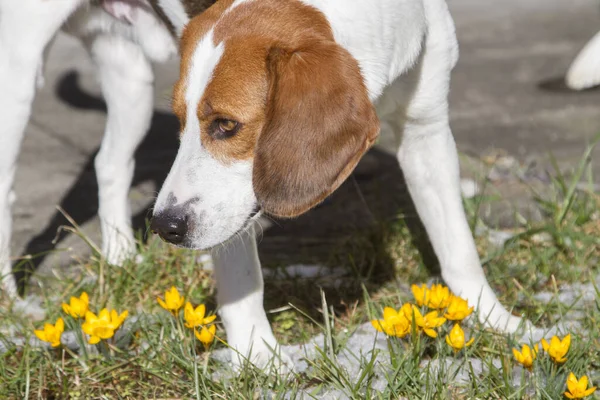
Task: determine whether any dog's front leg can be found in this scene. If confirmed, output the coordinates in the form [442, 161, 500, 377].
[84, 34, 155, 265]
[211, 225, 292, 372]
[395, 1, 526, 334]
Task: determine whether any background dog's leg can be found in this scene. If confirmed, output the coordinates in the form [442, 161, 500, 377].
[211, 226, 292, 371]
[84, 34, 154, 265]
[395, 1, 523, 333]
[0, 0, 84, 294]
[565, 30, 600, 91]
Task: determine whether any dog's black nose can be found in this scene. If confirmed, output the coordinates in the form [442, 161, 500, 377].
[151, 213, 187, 245]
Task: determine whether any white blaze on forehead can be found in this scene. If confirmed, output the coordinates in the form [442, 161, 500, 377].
[185, 29, 224, 116]
[154, 26, 256, 248]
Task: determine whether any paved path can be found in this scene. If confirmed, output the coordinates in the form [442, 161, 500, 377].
[9, 0, 600, 275]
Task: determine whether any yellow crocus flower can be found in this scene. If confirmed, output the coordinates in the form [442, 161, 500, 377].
[540, 334, 570, 364]
[411, 284, 429, 307]
[412, 306, 446, 338]
[195, 324, 216, 348]
[62, 292, 89, 319]
[371, 306, 411, 338]
[445, 323, 474, 352]
[157, 286, 185, 313]
[82, 308, 128, 344]
[34, 317, 64, 348]
[512, 344, 537, 369]
[444, 295, 474, 321]
[184, 302, 216, 329]
[426, 284, 452, 309]
[565, 373, 597, 399]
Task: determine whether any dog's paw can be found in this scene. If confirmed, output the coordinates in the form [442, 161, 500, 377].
[102, 235, 136, 266]
[492, 313, 526, 334]
[516, 321, 579, 344]
[230, 339, 294, 375]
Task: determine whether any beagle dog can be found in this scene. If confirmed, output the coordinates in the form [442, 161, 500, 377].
[147, 0, 536, 369]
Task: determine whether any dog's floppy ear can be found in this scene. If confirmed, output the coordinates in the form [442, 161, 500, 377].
[253, 39, 380, 218]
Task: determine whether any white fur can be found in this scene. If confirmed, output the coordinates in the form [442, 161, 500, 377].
[566, 29, 600, 90]
[301, 0, 426, 100]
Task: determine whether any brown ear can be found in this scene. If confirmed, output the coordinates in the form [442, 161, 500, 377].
[253, 39, 380, 218]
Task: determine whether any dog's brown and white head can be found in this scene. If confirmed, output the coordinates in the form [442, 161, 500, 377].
[151, 0, 379, 249]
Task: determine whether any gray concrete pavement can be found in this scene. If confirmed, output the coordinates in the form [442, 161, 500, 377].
[9, 0, 600, 277]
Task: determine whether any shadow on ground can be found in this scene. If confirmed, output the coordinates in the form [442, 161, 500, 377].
[537, 76, 600, 93]
[15, 70, 439, 321]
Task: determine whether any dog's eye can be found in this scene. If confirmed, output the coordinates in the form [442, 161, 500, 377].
[210, 118, 241, 139]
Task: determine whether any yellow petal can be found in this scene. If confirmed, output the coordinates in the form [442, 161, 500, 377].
[541, 339, 549, 352]
[567, 373, 578, 394]
[55, 318, 64, 333]
[89, 335, 100, 345]
[195, 304, 206, 320]
[119, 310, 128, 323]
[583, 387, 597, 397]
[184, 302, 193, 316]
[62, 303, 71, 316]
[564, 392, 575, 399]
[411, 284, 427, 306]
[579, 376, 589, 392]
[157, 297, 168, 310]
[512, 348, 521, 362]
[203, 314, 217, 324]
[195, 325, 216, 345]
[562, 334, 571, 349]
[85, 311, 97, 322]
[34, 330, 47, 342]
[424, 328, 437, 338]
[98, 309, 110, 322]
[383, 307, 398, 320]
[465, 337, 475, 347]
[80, 292, 89, 304]
[371, 319, 386, 333]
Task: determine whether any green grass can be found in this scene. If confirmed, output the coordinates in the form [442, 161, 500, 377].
[1, 141, 599, 399]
